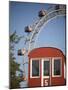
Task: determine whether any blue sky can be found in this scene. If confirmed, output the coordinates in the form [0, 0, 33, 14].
[9, 1, 66, 87]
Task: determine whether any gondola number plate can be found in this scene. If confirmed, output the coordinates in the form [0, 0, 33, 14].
[45, 80, 48, 86]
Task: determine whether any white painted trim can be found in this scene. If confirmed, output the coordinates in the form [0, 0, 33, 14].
[43, 76, 50, 78]
[41, 58, 51, 86]
[30, 58, 40, 78]
[64, 62, 66, 79]
[50, 59, 52, 86]
[43, 58, 50, 78]
[52, 57, 62, 77]
[30, 60, 32, 78]
[41, 59, 43, 87]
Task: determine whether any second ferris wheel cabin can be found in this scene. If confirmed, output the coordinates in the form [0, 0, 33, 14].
[28, 47, 66, 87]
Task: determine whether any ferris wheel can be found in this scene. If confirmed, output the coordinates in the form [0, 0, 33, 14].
[24, 5, 66, 53]
[18, 5, 66, 81]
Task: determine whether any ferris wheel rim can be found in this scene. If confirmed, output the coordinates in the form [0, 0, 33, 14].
[34, 14, 65, 49]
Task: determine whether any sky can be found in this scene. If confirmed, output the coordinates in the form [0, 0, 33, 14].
[9, 1, 66, 87]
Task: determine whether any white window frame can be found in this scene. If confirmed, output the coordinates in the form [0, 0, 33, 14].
[30, 58, 40, 78]
[43, 58, 51, 78]
[41, 58, 52, 86]
[52, 57, 62, 77]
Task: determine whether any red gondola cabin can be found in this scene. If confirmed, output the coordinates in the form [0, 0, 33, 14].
[28, 47, 66, 87]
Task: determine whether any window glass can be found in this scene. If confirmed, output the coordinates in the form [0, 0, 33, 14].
[44, 61, 50, 76]
[32, 60, 39, 76]
[54, 59, 61, 75]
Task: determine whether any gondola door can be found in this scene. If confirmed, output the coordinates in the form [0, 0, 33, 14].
[41, 58, 51, 87]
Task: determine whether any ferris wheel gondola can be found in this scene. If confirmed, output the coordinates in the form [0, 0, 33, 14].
[25, 26, 32, 33]
[38, 9, 47, 18]
[55, 5, 66, 10]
